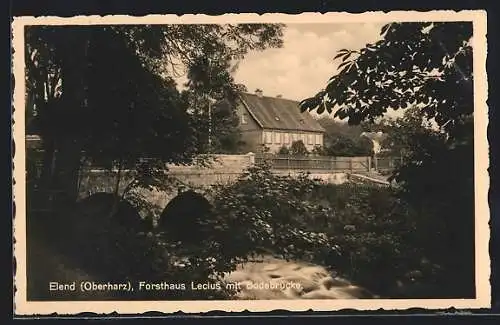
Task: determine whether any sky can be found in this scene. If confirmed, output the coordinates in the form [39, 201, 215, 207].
[175, 22, 405, 120]
[232, 22, 385, 102]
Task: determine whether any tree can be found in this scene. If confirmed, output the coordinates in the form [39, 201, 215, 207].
[25, 24, 284, 207]
[300, 22, 475, 297]
[317, 118, 372, 156]
[300, 22, 472, 140]
[326, 136, 370, 157]
[290, 140, 309, 156]
[182, 88, 247, 154]
[360, 106, 447, 159]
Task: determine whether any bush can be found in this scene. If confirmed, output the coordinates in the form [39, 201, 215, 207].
[309, 184, 422, 295]
[199, 163, 456, 298]
[290, 140, 309, 156]
[207, 162, 337, 263]
[205, 162, 451, 298]
[277, 145, 290, 155]
[311, 145, 327, 156]
[325, 135, 372, 157]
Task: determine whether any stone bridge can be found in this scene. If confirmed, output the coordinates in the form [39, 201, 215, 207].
[77, 153, 387, 222]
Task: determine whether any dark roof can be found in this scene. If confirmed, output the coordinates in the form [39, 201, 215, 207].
[239, 93, 325, 133]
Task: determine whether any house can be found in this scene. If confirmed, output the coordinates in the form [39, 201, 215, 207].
[234, 90, 325, 153]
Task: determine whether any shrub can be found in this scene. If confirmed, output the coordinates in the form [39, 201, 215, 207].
[311, 145, 326, 156]
[290, 140, 309, 156]
[205, 164, 447, 298]
[310, 184, 420, 294]
[207, 162, 338, 263]
[278, 145, 290, 155]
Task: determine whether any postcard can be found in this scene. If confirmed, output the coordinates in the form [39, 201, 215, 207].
[12, 10, 490, 315]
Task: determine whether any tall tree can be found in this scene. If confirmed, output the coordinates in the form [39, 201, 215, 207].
[181, 56, 247, 154]
[300, 22, 475, 297]
[300, 22, 472, 140]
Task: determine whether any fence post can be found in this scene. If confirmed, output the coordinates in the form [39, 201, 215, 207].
[374, 155, 378, 172]
[349, 158, 353, 173]
[367, 156, 371, 172]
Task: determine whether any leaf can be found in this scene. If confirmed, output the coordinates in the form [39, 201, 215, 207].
[334, 109, 347, 120]
[380, 23, 392, 36]
[333, 52, 346, 61]
[317, 103, 326, 114]
[341, 52, 352, 62]
[298, 99, 311, 112]
[337, 60, 351, 71]
[339, 63, 354, 76]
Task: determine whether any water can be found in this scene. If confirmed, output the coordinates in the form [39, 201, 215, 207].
[224, 255, 376, 299]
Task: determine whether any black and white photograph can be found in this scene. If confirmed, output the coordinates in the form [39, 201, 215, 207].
[12, 11, 490, 314]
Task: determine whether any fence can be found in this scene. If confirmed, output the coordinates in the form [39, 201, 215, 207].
[254, 154, 402, 173]
[375, 156, 404, 172]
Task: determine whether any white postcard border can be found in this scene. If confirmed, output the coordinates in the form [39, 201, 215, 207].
[12, 10, 490, 315]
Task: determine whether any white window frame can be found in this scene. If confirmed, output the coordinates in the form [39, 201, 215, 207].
[264, 131, 273, 144]
[315, 134, 322, 145]
[283, 132, 290, 144]
[307, 134, 314, 145]
[275, 132, 281, 144]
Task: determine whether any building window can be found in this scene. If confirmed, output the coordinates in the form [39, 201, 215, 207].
[264, 131, 273, 144]
[315, 134, 322, 145]
[275, 132, 281, 144]
[241, 113, 248, 124]
[283, 133, 290, 144]
[307, 134, 314, 145]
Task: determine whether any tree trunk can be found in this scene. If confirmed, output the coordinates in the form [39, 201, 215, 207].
[110, 159, 124, 218]
[49, 31, 90, 210]
[52, 138, 82, 209]
[38, 136, 56, 204]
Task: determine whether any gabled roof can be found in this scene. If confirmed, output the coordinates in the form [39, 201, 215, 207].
[238, 93, 325, 133]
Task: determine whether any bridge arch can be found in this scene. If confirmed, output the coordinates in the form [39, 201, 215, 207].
[157, 189, 214, 244]
[120, 176, 213, 229]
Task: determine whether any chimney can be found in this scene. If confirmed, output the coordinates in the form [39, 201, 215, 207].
[276, 94, 283, 98]
[255, 88, 263, 98]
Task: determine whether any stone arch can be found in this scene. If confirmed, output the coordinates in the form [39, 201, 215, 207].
[157, 189, 214, 244]
[71, 192, 151, 233]
[121, 175, 213, 229]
